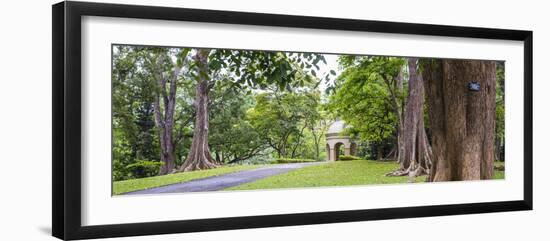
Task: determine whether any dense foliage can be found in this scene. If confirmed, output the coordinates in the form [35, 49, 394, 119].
[112, 46, 331, 180]
[112, 45, 506, 182]
[327, 56, 406, 159]
[495, 62, 505, 161]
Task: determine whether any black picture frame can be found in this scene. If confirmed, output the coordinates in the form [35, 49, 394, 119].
[52, 1, 533, 240]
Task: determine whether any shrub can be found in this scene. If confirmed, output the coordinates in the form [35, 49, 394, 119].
[275, 158, 317, 164]
[126, 160, 163, 178]
[338, 155, 362, 161]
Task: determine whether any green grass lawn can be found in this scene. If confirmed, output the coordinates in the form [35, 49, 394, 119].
[227, 160, 505, 191]
[113, 164, 265, 195]
[113, 160, 505, 194]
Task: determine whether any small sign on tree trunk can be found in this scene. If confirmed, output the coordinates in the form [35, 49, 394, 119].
[468, 81, 481, 91]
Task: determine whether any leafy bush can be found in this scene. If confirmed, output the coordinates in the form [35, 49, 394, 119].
[275, 158, 317, 164]
[338, 155, 362, 161]
[126, 160, 163, 179]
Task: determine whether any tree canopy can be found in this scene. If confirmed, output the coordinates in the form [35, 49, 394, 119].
[112, 45, 505, 183]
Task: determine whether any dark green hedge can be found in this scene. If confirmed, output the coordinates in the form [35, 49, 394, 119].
[275, 158, 317, 164]
[126, 160, 163, 178]
[338, 155, 362, 161]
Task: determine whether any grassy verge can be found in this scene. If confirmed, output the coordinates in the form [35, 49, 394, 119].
[227, 160, 505, 191]
[113, 164, 265, 195]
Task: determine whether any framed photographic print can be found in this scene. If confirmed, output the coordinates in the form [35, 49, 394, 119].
[52, 1, 533, 240]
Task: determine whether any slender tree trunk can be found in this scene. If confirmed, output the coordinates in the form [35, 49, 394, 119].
[279, 146, 286, 158]
[311, 125, 326, 161]
[179, 50, 219, 172]
[291, 125, 307, 158]
[311, 127, 321, 161]
[153, 56, 182, 175]
[278, 133, 289, 158]
[422, 59, 496, 181]
[387, 58, 432, 178]
[214, 150, 222, 163]
[154, 99, 176, 175]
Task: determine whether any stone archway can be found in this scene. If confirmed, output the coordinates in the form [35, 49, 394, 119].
[325, 120, 357, 161]
[326, 139, 355, 161]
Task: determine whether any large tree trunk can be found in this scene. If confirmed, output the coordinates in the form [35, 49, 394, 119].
[422, 59, 496, 181]
[153, 56, 182, 175]
[387, 58, 432, 178]
[156, 123, 176, 175]
[179, 50, 219, 172]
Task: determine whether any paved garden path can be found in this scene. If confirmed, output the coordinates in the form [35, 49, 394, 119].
[125, 162, 322, 195]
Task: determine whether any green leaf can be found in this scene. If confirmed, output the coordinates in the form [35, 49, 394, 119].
[310, 70, 317, 77]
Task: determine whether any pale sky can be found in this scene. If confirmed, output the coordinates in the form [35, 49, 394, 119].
[316, 53, 341, 92]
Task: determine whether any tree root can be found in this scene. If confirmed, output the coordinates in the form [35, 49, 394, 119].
[385, 165, 429, 183]
[179, 149, 219, 172]
[180, 160, 218, 172]
[385, 169, 409, 177]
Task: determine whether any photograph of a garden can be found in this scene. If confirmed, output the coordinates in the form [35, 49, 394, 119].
[112, 45, 505, 195]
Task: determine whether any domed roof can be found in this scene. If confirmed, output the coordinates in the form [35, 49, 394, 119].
[327, 119, 346, 135]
